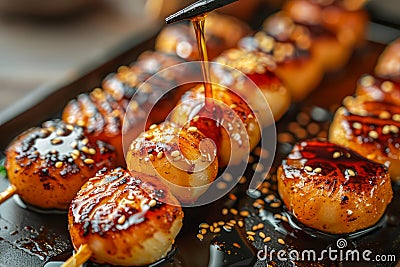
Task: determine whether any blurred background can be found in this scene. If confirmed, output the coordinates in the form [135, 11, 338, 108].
[0, 0, 399, 124]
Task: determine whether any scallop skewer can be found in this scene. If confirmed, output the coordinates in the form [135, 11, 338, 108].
[62, 168, 183, 267]
[2, 120, 116, 209]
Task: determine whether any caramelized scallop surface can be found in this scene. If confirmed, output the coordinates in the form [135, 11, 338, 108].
[68, 168, 183, 266]
[126, 121, 218, 203]
[330, 100, 400, 181]
[278, 139, 392, 234]
[5, 120, 116, 209]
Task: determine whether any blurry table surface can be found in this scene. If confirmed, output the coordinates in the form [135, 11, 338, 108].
[0, 0, 160, 125]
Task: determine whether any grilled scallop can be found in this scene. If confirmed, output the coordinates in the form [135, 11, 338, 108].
[329, 99, 400, 181]
[278, 139, 392, 234]
[375, 38, 400, 80]
[239, 13, 323, 101]
[126, 121, 218, 203]
[68, 168, 183, 266]
[213, 48, 291, 121]
[168, 84, 260, 167]
[62, 88, 128, 166]
[283, 1, 356, 72]
[5, 120, 116, 209]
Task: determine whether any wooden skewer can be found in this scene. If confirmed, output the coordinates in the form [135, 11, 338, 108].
[0, 185, 17, 204]
[62, 244, 93, 267]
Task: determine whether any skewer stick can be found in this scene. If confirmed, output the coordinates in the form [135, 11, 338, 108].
[62, 244, 93, 267]
[0, 185, 17, 204]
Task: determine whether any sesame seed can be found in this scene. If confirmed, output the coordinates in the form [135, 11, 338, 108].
[367, 154, 376, 160]
[347, 169, 356, 177]
[222, 208, 228, 215]
[56, 130, 65, 136]
[266, 195, 275, 202]
[230, 208, 238, 215]
[369, 130, 379, 139]
[214, 227, 221, 233]
[81, 146, 90, 154]
[200, 229, 207, 235]
[82, 138, 89, 145]
[171, 150, 180, 157]
[84, 158, 94, 165]
[270, 202, 281, 208]
[51, 138, 63, 145]
[257, 223, 264, 229]
[304, 166, 313, 172]
[55, 162, 63, 168]
[278, 238, 285, 245]
[199, 223, 209, 229]
[157, 151, 164, 159]
[127, 194, 134, 200]
[197, 234, 204, 241]
[217, 182, 227, 190]
[148, 154, 155, 161]
[230, 104, 237, 109]
[144, 132, 153, 139]
[252, 225, 259, 231]
[88, 148, 96, 155]
[210, 226, 214, 232]
[70, 141, 78, 148]
[218, 221, 225, 226]
[390, 125, 399, 134]
[71, 154, 78, 160]
[188, 126, 198, 132]
[229, 193, 237, 201]
[149, 124, 157, 130]
[379, 111, 391, 119]
[274, 214, 282, 220]
[224, 225, 232, 231]
[360, 75, 375, 87]
[66, 124, 74, 131]
[393, 114, 400, 122]
[247, 235, 255, 242]
[333, 151, 341, 159]
[233, 243, 241, 248]
[263, 237, 271, 243]
[259, 232, 266, 238]
[149, 199, 157, 207]
[381, 81, 393, 92]
[240, 210, 249, 217]
[72, 149, 80, 156]
[118, 215, 126, 225]
[246, 231, 256, 236]
[282, 216, 289, 222]
[352, 122, 362, 129]
[382, 125, 391, 135]
[238, 221, 244, 227]
[193, 116, 199, 122]
[229, 219, 237, 225]
[314, 167, 322, 173]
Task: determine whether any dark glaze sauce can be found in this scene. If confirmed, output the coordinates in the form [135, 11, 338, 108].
[341, 103, 400, 157]
[70, 168, 179, 236]
[282, 139, 388, 192]
[9, 120, 114, 176]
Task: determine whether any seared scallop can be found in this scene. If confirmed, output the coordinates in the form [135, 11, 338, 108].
[213, 48, 291, 121]
[126, 121, 218, 203]
[330, 98, 400, 181]
[278, 139, 392, 234]
[68, 167, 183, 266]
[5, 120, 116, 209]
[168, 84, 260, 167]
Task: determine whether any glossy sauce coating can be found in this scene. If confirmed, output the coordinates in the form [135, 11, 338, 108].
[169, 84, 260, 167]
[213, 48, 290, 121]
[126, 121, 218, 203]
[5, 120, 116, 209]
[330, 98, 400, 180]
[278, 139, 392, 234]
[69, 168, 183, 266]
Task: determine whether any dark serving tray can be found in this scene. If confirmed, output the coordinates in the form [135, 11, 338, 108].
[1, 21, 400, 267]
